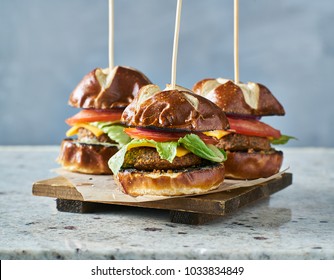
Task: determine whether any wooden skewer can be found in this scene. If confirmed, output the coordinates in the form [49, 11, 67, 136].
[109, 0, 114, 71]
[171, 0, 183, 90]
[234, 0, 239, 84]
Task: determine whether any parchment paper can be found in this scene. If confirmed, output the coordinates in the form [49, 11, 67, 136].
[54, 167, 289, 203]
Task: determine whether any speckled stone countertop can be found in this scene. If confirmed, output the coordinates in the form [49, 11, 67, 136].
[0, 146, 333, 260]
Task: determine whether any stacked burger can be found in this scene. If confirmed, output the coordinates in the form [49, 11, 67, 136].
[58, 66, 151, 174]
[108, 84, 230, 196]
[193, 78, 293, 179]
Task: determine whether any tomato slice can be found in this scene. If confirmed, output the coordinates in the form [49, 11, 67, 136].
[66, 109, 123, 126]
[227, 117, 281, 139]
[124, 127, 218, 144]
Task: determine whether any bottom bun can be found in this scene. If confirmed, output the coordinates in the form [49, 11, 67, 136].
[224, 150, 283, 179]
[57, 139, 118, 174]
[115, 164, 225, 196]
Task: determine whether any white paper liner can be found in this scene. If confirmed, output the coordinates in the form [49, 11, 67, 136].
[54, 167, 289, 203]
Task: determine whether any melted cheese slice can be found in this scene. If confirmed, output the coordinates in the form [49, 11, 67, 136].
[203, 130, 231, 139]
[66, 123, 104, 137]
[126, 142, 190, 157]
[175, 147, 190, 157]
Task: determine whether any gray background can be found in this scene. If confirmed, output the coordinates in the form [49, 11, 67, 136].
[1, 0, 333, 146]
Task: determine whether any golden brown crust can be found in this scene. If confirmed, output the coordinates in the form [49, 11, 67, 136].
[122, 87, 229, 131]
[224, 150, 283, 179]
[57, 139, 118, 174]
[193, 79, 285, 116]
[68, 66, 151, 109]
[115, 164, 225, 196]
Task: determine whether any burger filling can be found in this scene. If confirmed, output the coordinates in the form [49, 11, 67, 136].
[215, 116, 295, 166]
[221, 116, 296, 150]
[108, 132, 227, 175]
[67, 122, 131, 148]
[65, 109, 131, 148]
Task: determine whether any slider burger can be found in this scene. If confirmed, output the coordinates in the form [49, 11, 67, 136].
[108, 84, 230, 196]
[193, 78, 294, 179]
[58, 66, 152, 174]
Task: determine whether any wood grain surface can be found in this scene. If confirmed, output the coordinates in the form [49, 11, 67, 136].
[33, 173, 292, 224]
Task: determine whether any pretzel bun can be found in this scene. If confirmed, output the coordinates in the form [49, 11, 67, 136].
[193, 78, 285, 116]
[68, 66, 152, 109]
[58, 139, 118, 174]
[224, 150, 283, 180]
[116, 164, 225, 196]
[122, 84, 229, 131]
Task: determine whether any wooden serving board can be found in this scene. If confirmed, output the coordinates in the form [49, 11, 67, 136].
[32, 173, 292, 225]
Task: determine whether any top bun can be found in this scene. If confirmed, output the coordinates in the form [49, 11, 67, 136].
[193, 78, 285, 116]
[68, 66, 152, 109]
[122, 84, 229, 131]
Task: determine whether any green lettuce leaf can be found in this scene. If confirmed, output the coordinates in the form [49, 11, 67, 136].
[155, 141, 178, 162]
[178, 134, 227, 162]
[270, 134, 297, 145]
[90, 122, 131, 147]
[108, 143, 129, 175]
